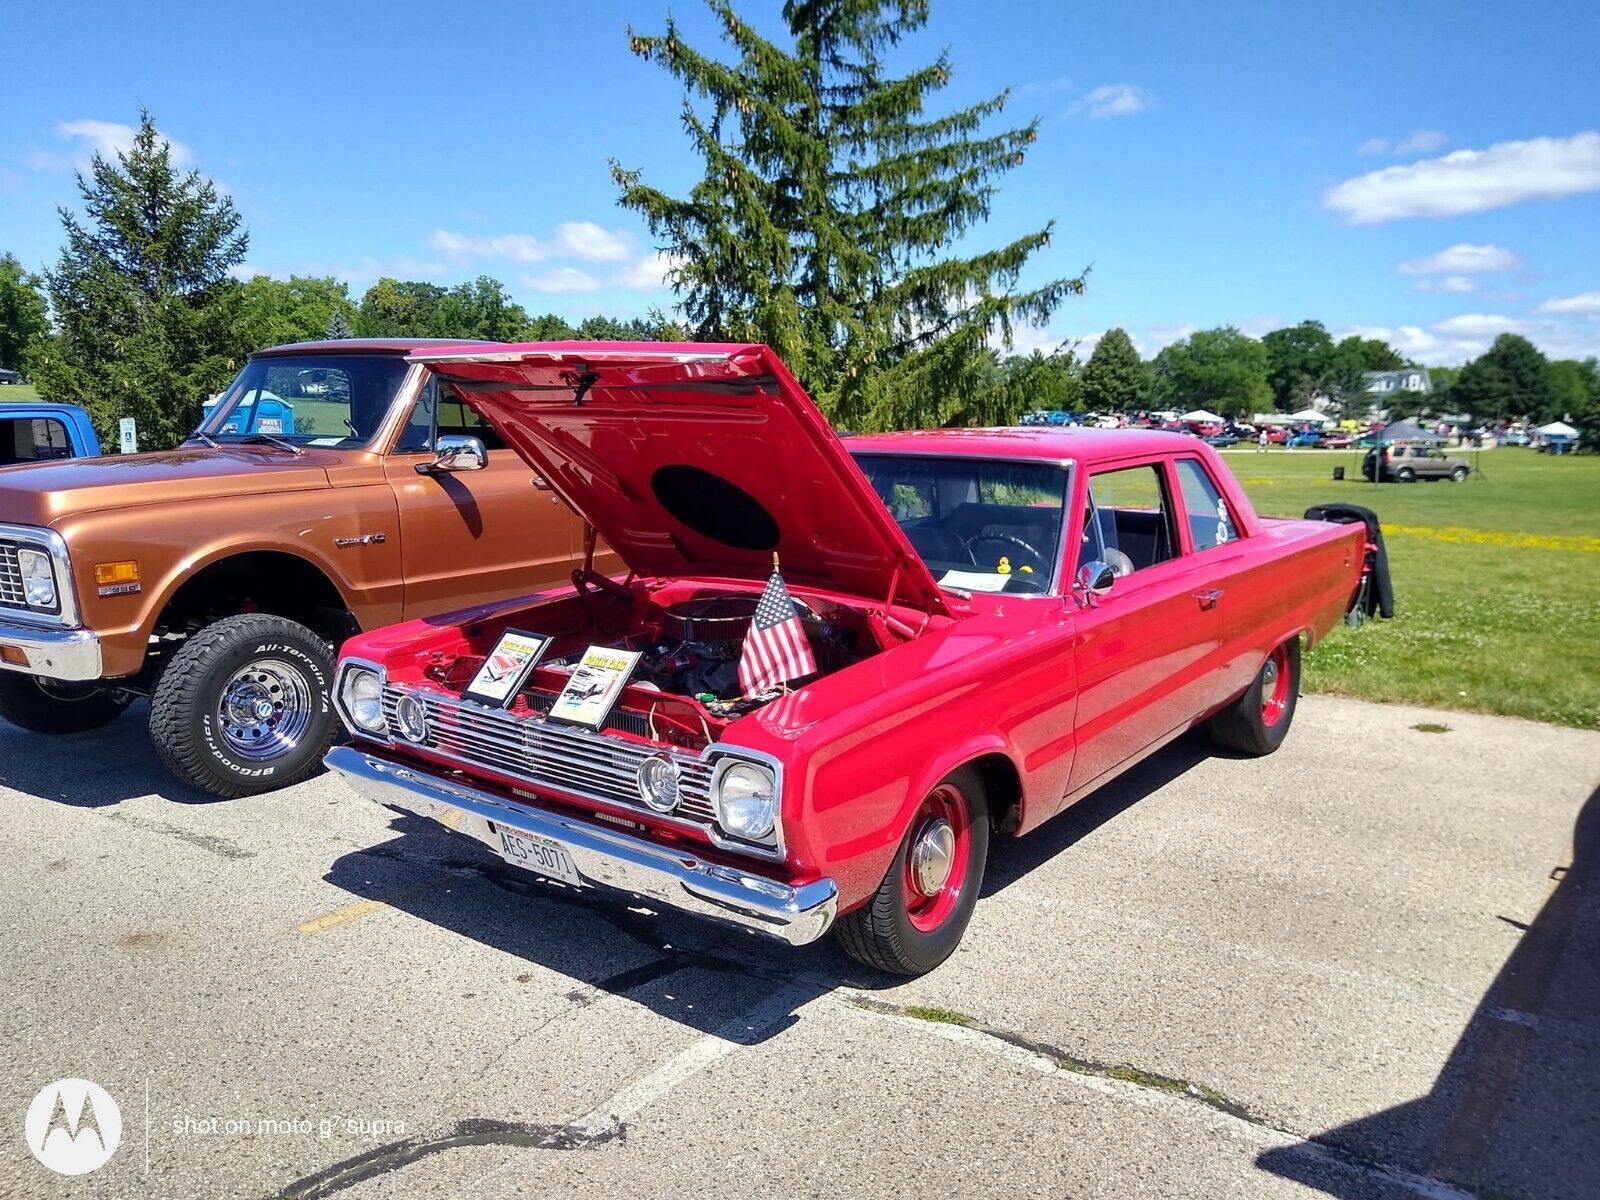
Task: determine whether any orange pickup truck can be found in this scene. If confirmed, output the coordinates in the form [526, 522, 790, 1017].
[0, 338, 607, 796]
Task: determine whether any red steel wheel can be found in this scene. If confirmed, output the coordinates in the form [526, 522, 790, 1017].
[1259, 642, 1292, 729]
[835, 766, 990, 976]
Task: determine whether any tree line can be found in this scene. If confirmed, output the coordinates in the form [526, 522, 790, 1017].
[1, 0, 1595, 448]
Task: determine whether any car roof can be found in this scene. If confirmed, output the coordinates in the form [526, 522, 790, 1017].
[252, 338, 506, 358]
[845, 425, 1203, 465]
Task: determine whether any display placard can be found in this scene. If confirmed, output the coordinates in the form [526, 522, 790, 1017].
[461, 629, 552, 708]
[547, 645, 641, 729]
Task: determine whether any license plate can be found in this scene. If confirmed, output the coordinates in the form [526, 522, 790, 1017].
[497, 827, 581, 886]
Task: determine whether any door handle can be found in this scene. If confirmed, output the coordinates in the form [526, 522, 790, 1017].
[1194, 589, 1224, 610]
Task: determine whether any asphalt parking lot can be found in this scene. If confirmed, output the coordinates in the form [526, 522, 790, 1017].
[1, 694, 1595, 1200]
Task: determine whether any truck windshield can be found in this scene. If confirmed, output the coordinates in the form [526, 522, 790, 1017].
[197, 354, 410, 448]
[851, 453, 1070, 595]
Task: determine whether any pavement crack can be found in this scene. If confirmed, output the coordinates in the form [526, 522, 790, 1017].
[270, 1116, 623, 1199]
[99, 809, 255, 859]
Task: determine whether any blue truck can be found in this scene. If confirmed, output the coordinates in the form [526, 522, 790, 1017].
[0, 402, 101, 467]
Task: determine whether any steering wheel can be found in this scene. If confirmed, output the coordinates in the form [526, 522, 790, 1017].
[963, 532, 1048, 576]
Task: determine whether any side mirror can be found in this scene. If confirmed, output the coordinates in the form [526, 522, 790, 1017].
[428, 434, 487, 472]
[1075, 560, 1115, 600]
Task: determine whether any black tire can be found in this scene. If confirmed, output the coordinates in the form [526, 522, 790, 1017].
[1396, 467, 1416, 482]
[835, 766, 990, 976]
[0, 674, 132, 734]
[1206, 637, 1300, 756]
[148, 614, 335, 798]
[1451, 466, 1468, 482]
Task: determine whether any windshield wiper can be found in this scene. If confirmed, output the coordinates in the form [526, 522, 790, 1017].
[187, 429, 219, 448]
[239, 432, 304, 456]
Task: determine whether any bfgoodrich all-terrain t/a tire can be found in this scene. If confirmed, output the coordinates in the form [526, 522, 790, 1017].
[835, 766, 990, 976]
[149, 613, 336, 798]
[0, 674, 133, 734]
[1205, 637, 1300, 757]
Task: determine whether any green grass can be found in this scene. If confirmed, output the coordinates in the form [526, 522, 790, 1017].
[0, 383, 42, 403]
[902, 1004, 976, 1026]
[1219, 446, 1600, 729]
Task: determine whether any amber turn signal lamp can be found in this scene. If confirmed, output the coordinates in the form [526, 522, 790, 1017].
[0, 645, 28, 667]
[95, 560, 140, 586]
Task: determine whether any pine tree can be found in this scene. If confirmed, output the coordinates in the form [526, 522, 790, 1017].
[611, 0, 1082, 431]
[32, 111, 246, 445]
[325, 306, 353, 339]
[1080, 328, 1150, 413]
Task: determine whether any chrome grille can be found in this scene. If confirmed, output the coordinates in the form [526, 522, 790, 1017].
[0, 544, 26, 609]
[382, 686, 716, 825]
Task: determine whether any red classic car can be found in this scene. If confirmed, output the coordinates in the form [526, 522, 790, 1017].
[324, 342, 1365, 975]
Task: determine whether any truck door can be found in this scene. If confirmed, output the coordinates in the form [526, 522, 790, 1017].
[384, 377, 582, 619]
[1066, 460, 1226, 797]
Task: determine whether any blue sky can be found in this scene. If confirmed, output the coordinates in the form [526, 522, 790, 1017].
[3, 0, 1598, 365]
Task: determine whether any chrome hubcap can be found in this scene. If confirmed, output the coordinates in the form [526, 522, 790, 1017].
[1261, 658, 1278, 690]
[909, 819, 956, 896]
[217, 659, 313, 760]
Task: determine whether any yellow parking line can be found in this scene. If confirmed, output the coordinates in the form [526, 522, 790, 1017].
[297, 884, 430, 935]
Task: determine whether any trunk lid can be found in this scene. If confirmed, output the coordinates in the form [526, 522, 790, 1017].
[411, 342, 949, 617]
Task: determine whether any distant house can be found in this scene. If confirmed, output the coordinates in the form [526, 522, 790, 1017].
[1364, 368, 1431, 396]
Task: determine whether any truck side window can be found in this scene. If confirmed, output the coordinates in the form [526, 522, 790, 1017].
[0, 417, 71, 466]
[1081, 464, 1177, 576]
[394, 378, 506, 453]
[1174, 458, 1238, 549]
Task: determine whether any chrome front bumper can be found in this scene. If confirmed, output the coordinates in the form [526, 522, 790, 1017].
[0, 617, 102, 682]
[325, 745, 838, 946]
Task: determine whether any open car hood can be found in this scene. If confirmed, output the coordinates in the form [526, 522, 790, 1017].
[411, 342, 949, 617]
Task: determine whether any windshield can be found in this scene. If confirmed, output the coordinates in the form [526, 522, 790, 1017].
[197, 354, 410, 448]
[851, 453, 1070, 595]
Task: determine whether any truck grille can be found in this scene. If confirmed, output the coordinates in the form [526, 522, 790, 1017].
[381, 686, 718, 826]
[0, 544, 27, 609]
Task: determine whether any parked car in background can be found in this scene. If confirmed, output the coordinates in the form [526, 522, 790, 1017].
[1502, 430, 1531, 447]
[0, 402, 100, 467]
[1265, 427, 1289, 445]
[1203, 433, 1240, 448]
[1285, 429, 1323, 448]
[0, 338, 616, 797]
[325, 340, 1367, 975]
[1318, 432, 1355, 450]
[1362, 442, 1471, 482]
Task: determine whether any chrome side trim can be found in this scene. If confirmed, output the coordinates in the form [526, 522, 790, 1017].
[0, 619, 102, 681]
[0, 523, 81, 628]
[325, 745, 836, 946]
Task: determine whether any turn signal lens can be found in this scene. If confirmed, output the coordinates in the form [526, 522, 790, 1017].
[95, 560, 140, 586]
[0, 645, 28, 666]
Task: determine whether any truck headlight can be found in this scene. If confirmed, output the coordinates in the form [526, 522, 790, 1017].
[339, 667, 387, 736]
[712, 760, 778, 841]
[16, 548, 57, 609]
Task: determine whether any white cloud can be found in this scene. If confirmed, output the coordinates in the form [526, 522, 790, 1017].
[427, 229, 548, 264]
[1325, 131, 1600, 222]
[1536, 291, 1600, 316]
[1337, 314, 1600, 365]
[30, 118, 196, 172]
[611, 251, 682, 291]
[1414, 275, 1479, 294]
[1397, 243, 1520, 276]
[553, 222, 636, 262]
[1066, 84, 1152, 120]
[520, 266, 601, 294]
[1433, 312, 1536, 337]
[1357, 131, 1445, 157]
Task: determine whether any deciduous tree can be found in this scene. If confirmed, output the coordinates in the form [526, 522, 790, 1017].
[1080, 327, 1149, 413]
[0, 254, 50, 376]
[1451, 333, 1555, 422]
[1151, 327, 1270, 417]
[611, 0, 1082, 430]
[1262, 321, 1334, 411]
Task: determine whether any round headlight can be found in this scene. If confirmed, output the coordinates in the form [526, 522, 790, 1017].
[637, 755, 680, 813]
[394, 693, 429, 743]
[341, 667, 387, 735]
[16, 548, 57, 609]
[714, 761, 777, 841]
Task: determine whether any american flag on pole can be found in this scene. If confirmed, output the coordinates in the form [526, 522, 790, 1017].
[738, 568, 817, 697]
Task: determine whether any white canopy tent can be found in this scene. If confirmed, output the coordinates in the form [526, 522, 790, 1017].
[1180, 409, 1224, 423]
[1538, 421, 1579, 438]
[1289, 408, 1332, 424]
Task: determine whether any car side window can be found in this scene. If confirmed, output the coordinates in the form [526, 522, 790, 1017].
[1, 416, 72, 466]
[1080, 464, 1178, 577]
[394, 378, 506, 454]
[1174, 458, 1238, 550]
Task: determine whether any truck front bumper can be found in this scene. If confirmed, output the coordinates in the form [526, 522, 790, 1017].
[0, 617, 103, 682]
[325, 745, 838, 946]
